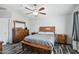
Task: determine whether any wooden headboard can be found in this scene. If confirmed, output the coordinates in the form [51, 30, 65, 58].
[39, 26, 55, 32]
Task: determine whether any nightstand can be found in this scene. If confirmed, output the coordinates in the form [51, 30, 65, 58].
[56, 34, 67, 44]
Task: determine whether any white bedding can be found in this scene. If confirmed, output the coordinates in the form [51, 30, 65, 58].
[24, 34, 55, 49]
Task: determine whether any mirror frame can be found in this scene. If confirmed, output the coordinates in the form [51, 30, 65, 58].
[13, 21, 26, 29]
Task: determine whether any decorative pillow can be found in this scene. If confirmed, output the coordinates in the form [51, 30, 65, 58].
[38, 32, 55, 35]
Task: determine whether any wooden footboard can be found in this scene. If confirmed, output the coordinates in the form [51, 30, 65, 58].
[21, 40, 52, 54]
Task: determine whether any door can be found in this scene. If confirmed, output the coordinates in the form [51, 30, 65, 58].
[0, 18, 9, 45]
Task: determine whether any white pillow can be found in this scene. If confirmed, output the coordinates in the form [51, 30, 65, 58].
[38, 32, 55, 35]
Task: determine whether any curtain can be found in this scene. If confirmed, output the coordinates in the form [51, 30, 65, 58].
[72, 11, 79, 41]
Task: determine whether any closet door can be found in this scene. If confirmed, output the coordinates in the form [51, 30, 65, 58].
[0, 18, 9, 45]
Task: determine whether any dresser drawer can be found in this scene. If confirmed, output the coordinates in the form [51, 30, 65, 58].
[0, 43, 2, 50]
[0, 42, 3, 54]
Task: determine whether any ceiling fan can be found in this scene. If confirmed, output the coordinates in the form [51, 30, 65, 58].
[25, 4, 46, 16]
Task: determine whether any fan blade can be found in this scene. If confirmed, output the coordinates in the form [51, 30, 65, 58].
[39, 12, 46, 15]
[25, 7, 33, 11]
[39, 7, 45, 11]
[26, 12, 33, 15]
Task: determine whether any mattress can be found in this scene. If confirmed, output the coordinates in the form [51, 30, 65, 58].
[24, 34, 55, 48]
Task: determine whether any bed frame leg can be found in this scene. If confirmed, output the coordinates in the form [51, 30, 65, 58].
[22, 44, 24, 51]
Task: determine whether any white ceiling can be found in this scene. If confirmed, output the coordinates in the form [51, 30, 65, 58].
[0, 4, 77, 18]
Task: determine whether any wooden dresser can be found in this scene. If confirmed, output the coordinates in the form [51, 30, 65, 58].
[56, 34, 67, 44]
[12, 28, 29, 43]
[0, 42, 3, 54]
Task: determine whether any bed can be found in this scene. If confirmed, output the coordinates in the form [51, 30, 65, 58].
[21, 26, 55, 54]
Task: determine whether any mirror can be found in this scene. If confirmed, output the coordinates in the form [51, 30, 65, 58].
[13, 21, 26, 29]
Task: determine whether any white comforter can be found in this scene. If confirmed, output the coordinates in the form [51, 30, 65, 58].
[24, 34, 55, 48]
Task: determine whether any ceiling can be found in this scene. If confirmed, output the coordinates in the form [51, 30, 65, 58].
[0, 4, 78, 18]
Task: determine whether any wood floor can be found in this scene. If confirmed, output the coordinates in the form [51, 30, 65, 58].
[2, 42, 79, 54]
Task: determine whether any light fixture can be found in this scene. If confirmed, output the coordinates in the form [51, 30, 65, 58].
[32, 11, 38, 16]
